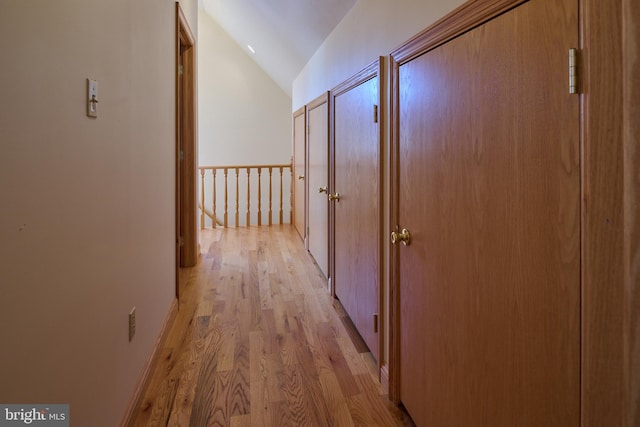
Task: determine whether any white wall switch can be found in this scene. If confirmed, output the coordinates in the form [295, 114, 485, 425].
[87, 78, 98, 118]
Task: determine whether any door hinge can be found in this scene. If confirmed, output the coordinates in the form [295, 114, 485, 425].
[373, 313, 379, 333]
[373, 105, 379, 123]
[179, 64, 184, 75]
[179, 236, 185, 247]
[569, 48, 579, 94]
[180, 150, 184, 161]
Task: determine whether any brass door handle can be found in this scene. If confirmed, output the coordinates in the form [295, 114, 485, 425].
[318, 186, 328, 194]
[298, 175, 305, 180]
[328, 193, 341, 202]
[391, 228, 411, 246]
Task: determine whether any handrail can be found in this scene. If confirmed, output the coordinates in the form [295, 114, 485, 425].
[198, 203, 223, 227]
[198, 162, 293, 228]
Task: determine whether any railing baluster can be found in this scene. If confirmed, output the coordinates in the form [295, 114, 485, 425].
[289, 158, 293, 225]
[200, 168, 205, 229]
[246, 168, 251, 227]
[212, 169, 217, 228]
[258, 168, 262, 226]
[268, 167, 273, 226]
[197, 163, 291, 230]
[279, 166, 284, 225]
[224, 168, 229, 228]
[235, 167, 240, 227]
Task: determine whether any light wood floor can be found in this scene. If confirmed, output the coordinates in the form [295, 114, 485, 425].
[130, 225, 414, 426]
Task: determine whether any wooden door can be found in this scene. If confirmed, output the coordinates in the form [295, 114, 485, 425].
[307, 95, 329, 277]
[176, 3, 197, 278]
[333, 63, 381, 359]
[392, 0, 580, 425]
[293, 106, 306, 243]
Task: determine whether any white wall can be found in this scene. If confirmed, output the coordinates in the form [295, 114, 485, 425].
[198, 9, 292, 166]
[198, 9, 292, 226]
[292, 0, 464, 109]
[0, 0, 196, 425]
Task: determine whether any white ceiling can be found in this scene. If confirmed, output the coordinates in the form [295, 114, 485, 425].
[202, 0, 357, 97]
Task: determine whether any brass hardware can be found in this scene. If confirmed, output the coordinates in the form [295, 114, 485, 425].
[569, 48, 578, 94]
[391, 228, 411, 246]
[318, 186, 328, 194]
[328, 193, 341, 202]
[298, 175, 305, 180]
[373, 313, 379, 333]
[373, 105, 379, 123]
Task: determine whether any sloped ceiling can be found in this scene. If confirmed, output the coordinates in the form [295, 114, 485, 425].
[202, 0, 357, 97]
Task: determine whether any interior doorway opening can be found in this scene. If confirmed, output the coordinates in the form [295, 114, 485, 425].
[176, 2, 197, 298]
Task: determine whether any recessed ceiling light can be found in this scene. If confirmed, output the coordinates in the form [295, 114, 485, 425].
[247, 45, 255, 54]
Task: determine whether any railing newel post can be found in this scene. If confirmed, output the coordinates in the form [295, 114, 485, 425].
[212, 168, 217, 228]
[200, 168, 205, 229]
[235, 167, 240, 227]
[279, 166, 284, 225]
[258, 168, 263, 226]
[268, 167, 273, 226]
[224, 168, 229, 228]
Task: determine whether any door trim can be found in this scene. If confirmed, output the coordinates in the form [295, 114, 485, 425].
[330, 59, 384, 370]
[389, 0, 634, 425]
[580, 0, 630, 425]
[176, 2, 197, 299]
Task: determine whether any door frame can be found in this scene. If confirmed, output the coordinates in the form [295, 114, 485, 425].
[388, 0, 636, 425]
[330, 59, 384, 366]
[306, 92, 330, 280]
[175, 2, 197, 299]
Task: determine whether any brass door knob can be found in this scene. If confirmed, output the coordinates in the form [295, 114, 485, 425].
[391, 228, 411, 246]
[298, 175, 305, 180]
[328, 193, 341, 202]
[318, 186, 328, 194]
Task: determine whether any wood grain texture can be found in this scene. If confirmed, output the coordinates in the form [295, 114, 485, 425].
[391, 0, 528, 64]
[332, 61, 382, 361]
[176, 3, 197, 269]
[128, 226, 411, 426]
[624, 2, 640, 425]
[394, 0, 580, 425]
[580, 0, 627, 426]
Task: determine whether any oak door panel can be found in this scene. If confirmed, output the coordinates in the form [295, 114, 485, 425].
[396, 0, 580, 425]
[334, 75, 380, 358]
[293, 108, 306, 243]
[308, 100, 329, 277]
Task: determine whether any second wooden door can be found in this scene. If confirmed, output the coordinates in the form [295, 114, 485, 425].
[307, 94, 329, 278]
[332, 63, 381, 359]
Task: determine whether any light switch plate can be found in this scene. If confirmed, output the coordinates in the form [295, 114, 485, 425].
[87, 78, 98, 118]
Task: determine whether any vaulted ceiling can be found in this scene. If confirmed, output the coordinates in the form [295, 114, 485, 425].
[201, 0, 357, 97]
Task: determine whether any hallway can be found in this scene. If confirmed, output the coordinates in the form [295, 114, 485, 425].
[131, 226, 413, 426]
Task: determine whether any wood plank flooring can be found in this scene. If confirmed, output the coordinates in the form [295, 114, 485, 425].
[130, 225, 414, 426]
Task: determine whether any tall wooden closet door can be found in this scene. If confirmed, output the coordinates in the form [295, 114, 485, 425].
[394, 0, 580, 425]
[293, 107, 306, 243]
[307, 95, 329, 277]
[333, 65, 380, 358]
